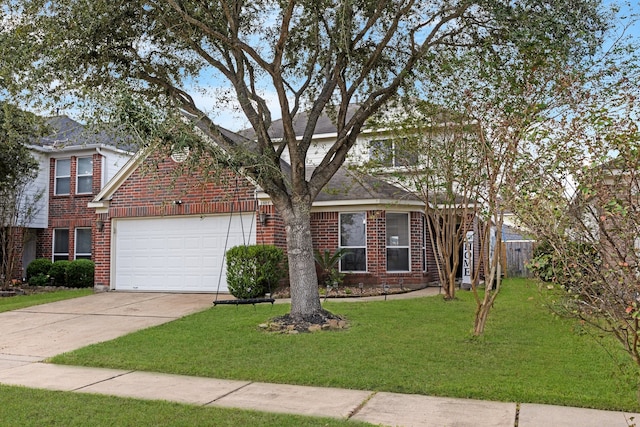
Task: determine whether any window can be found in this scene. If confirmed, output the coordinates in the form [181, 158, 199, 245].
[53, 228, 69, 261]
[339, 212, 367, 272]
[55, 159, 71, 195]
[387, 213, 410, 272]
[76, 157, 93, 194]
[369, 139, 418, 167]
[75, 228, 92, 260]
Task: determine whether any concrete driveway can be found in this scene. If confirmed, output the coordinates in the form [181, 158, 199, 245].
[0, 292, 214, 361]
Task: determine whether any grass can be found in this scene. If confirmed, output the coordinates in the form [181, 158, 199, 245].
[0, 385, 371, 427]
[50, 278, 640, 412]
[0, 288, 93, 313]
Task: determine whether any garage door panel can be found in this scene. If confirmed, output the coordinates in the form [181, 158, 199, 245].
[113, 214, 255, 292]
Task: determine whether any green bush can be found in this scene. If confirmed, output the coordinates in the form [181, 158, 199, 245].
[226, 245, 285, 299]
[26, 258, 53, 282]
[66, 259, 95, 288]
[28, 273, 51, 287]
[49, 260, 71, 286]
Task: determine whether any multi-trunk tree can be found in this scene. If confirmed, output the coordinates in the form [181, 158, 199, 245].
[1, 0, 607, 322]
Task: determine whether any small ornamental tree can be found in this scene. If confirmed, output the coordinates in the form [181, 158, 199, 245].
[510, 42, 640, 369]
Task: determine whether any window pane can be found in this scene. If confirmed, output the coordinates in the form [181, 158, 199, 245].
[76, 228, 91, 255]
[369, 140, 393, 167]
[53, 229, 69, 254]
[77, 157, 93, 175]
[55, 177, 70, 195]
[56, 159, 70, 176]
[340, 248, 366, 272]
[340, 213, 366, 247]
[386, 213, 409, 246]
[77, 176, 93, 193]
[387, 248, 409, 271]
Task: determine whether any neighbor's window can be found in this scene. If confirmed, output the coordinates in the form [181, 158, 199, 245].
[76, 157, 93, 194]
[53, 228, 69, 262]
[339, 212, 367, 272]
[75, 228, 92, 260]
[386, 212, 410, 272]
[54, 159, 71, 195]
[369, 139, 418, 167]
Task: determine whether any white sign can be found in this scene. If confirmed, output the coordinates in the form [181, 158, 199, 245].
[462, 231, 474, 285]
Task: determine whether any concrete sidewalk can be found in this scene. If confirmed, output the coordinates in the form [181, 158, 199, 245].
[0, 291, 639, 426]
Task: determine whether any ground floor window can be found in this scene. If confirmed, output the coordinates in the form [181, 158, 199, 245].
[75, 228, 92, 260]
[53, 228, 69, 261]
[339, 212, 367, 272]
[387, 212, 410, 272]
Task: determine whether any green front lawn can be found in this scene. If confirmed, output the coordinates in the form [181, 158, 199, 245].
[0, 385, 371, 427]
[0, 289, 93, 313]
[51, 279, 639, 412]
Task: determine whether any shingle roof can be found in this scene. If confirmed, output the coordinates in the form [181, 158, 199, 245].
[239, 104, 361, 140]
[311, 167, 420, 203]
[32, 116, 134, 151]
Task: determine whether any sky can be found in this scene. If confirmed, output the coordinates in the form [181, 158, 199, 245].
[19, 1, 640, 133]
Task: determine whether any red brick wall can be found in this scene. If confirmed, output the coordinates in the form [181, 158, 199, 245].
[95, 154, 263, 289]
[41, 153, 103, 261]
[310, 210, 436, 290]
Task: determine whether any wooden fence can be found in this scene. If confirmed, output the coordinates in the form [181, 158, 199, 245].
[503, 240, 535, 278]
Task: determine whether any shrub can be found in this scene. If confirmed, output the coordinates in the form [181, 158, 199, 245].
[26, 258, 53, 282]
[66, 259, 95, 288]
[226, 245, 285, 299]
[314, 248, 346, 288]
[49, 260, 71, 286]
[28, 273, 51, 287]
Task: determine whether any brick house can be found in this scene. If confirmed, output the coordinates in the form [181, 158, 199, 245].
[15, 116, 131, 279]
[87, 114, 441, 293]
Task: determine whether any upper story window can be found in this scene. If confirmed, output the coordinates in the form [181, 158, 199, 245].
[369, 139, 418, 168]
[339, 212, 367, 272]
[55, 157, 94, 196]
[54, 159, 71, 195]
[76, 157, 93, 194]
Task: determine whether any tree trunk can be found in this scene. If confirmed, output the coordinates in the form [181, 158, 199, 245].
[280, 203, 323, 319]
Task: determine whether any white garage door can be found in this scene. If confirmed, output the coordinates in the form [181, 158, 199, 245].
[113, 214, 255, 292]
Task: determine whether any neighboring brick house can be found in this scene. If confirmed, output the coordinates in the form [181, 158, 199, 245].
[16, 116, 131, 279]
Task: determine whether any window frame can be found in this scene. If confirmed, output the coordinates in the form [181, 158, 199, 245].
[339, 212, 367, 273]
[76, 156, 94, 194]
[74, 227, 92, 260]
[54, 158, 71, 195]
[53, 228, 69, 262]
[386, 212, 411, 272]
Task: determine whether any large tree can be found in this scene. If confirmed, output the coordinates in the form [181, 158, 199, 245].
[1, 0, 607, 321]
